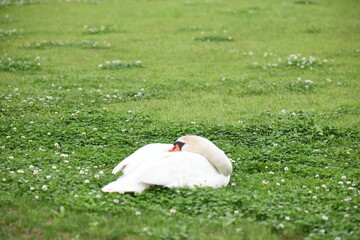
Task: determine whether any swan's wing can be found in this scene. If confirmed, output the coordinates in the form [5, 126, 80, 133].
[112, 143, 172, 174]
[139, 152, 230, 188]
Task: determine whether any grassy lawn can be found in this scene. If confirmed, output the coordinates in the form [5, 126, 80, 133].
[0, 0, 359, 239]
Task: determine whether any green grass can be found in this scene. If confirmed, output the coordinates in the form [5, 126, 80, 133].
[0, 0, 359, 239]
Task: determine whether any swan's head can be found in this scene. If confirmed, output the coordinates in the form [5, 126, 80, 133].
[169, 135, 232, 176]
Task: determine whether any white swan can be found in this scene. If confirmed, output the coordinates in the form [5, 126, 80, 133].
[101, 135, 232, 194]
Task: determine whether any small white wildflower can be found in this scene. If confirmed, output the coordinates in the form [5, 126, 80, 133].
[231, 182, 236, 186]
[135, 211, 141, 216]
[17, 169, 25, 174]
[60, 153, 68, 158]
[54, 143, 60, 148]
[96, 195, 101, 199]
[34, 195, 39, 200]
[315, 174, 319, 178]
[52, 166, 57, 170]
[113, 199, 119, 203]
[284, 167, 289, 171]
[8, 156, 14, 160]
[262, 180, 269, 185]
[278, 223, 285, 229]
[169, 209, 177, 214]
[276, 182, 281, 186]
[344, 214, 349, 218]
[304, 80, 314, 84]
[94, 174, 100, 179]
[319, 229, 325, 234]
[338, 181, 344, 185]
[322, 215, 328, 221]
[335, 237, 342, 240]
[285, 216, 291, 221]
[99, 170, 104, 175]
[46, 175, 51, 179]
[30, 187, 35, 191]
[29, 165, 34, 169]
[84, 179, 90, 184]
[42, 185, 48, 191]
[234, 210, 239, 214]
[341, 176, 347, 179]
[93, 128, 97, 131]
[269, 171, 275, 175]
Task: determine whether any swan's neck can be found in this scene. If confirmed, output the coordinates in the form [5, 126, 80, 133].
[203, 149, 232, 176]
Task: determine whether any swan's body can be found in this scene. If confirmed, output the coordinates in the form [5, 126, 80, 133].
[102, 135, 232, 194]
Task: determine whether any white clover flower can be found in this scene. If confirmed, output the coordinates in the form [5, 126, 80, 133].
[284, 167, 289, 171]
[135, 211, 141, 216]
[52, 166, 57, 170]
[262, 180, 269, 185]
[234, 210, 239, 214]
[304, 80, 314, 84]
[344, 214, 349, 218]
[113, 199, 120, 203]
[17, 169, 24, 174]
[338, 181, 344, 185]
[84, 179, 90, 184]
[94, 174, 99, 179]
[54, 143, 60, 148]
[46, 175, 51, 179]
[278, 223, 284, 229]
[30, 187, 35, 191]
[42, 185, 48, 191]
[341, 176, 347, 179]
[269, 171, 275, 175]
[276, 183, 281, 186]
[60, 153, 68, 158]
[96, 195, 101, 199]
[34, 195, 39, 200]
[8, 156, 14, 160]
[322, 215, 328, 221]
[285, 216, 291, 221]
[169, 209, 177, 214]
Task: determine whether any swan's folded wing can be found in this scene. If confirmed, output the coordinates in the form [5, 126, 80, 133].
[139, 152, 228, 188]
[112, 143, 172, 174]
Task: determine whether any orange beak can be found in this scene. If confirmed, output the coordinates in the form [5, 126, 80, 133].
[169, 144, 181, 152]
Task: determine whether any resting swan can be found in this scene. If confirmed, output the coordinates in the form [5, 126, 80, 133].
[101, 135, 232, 194]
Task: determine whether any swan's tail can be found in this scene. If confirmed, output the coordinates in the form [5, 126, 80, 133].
[101, 178, 148, 194]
